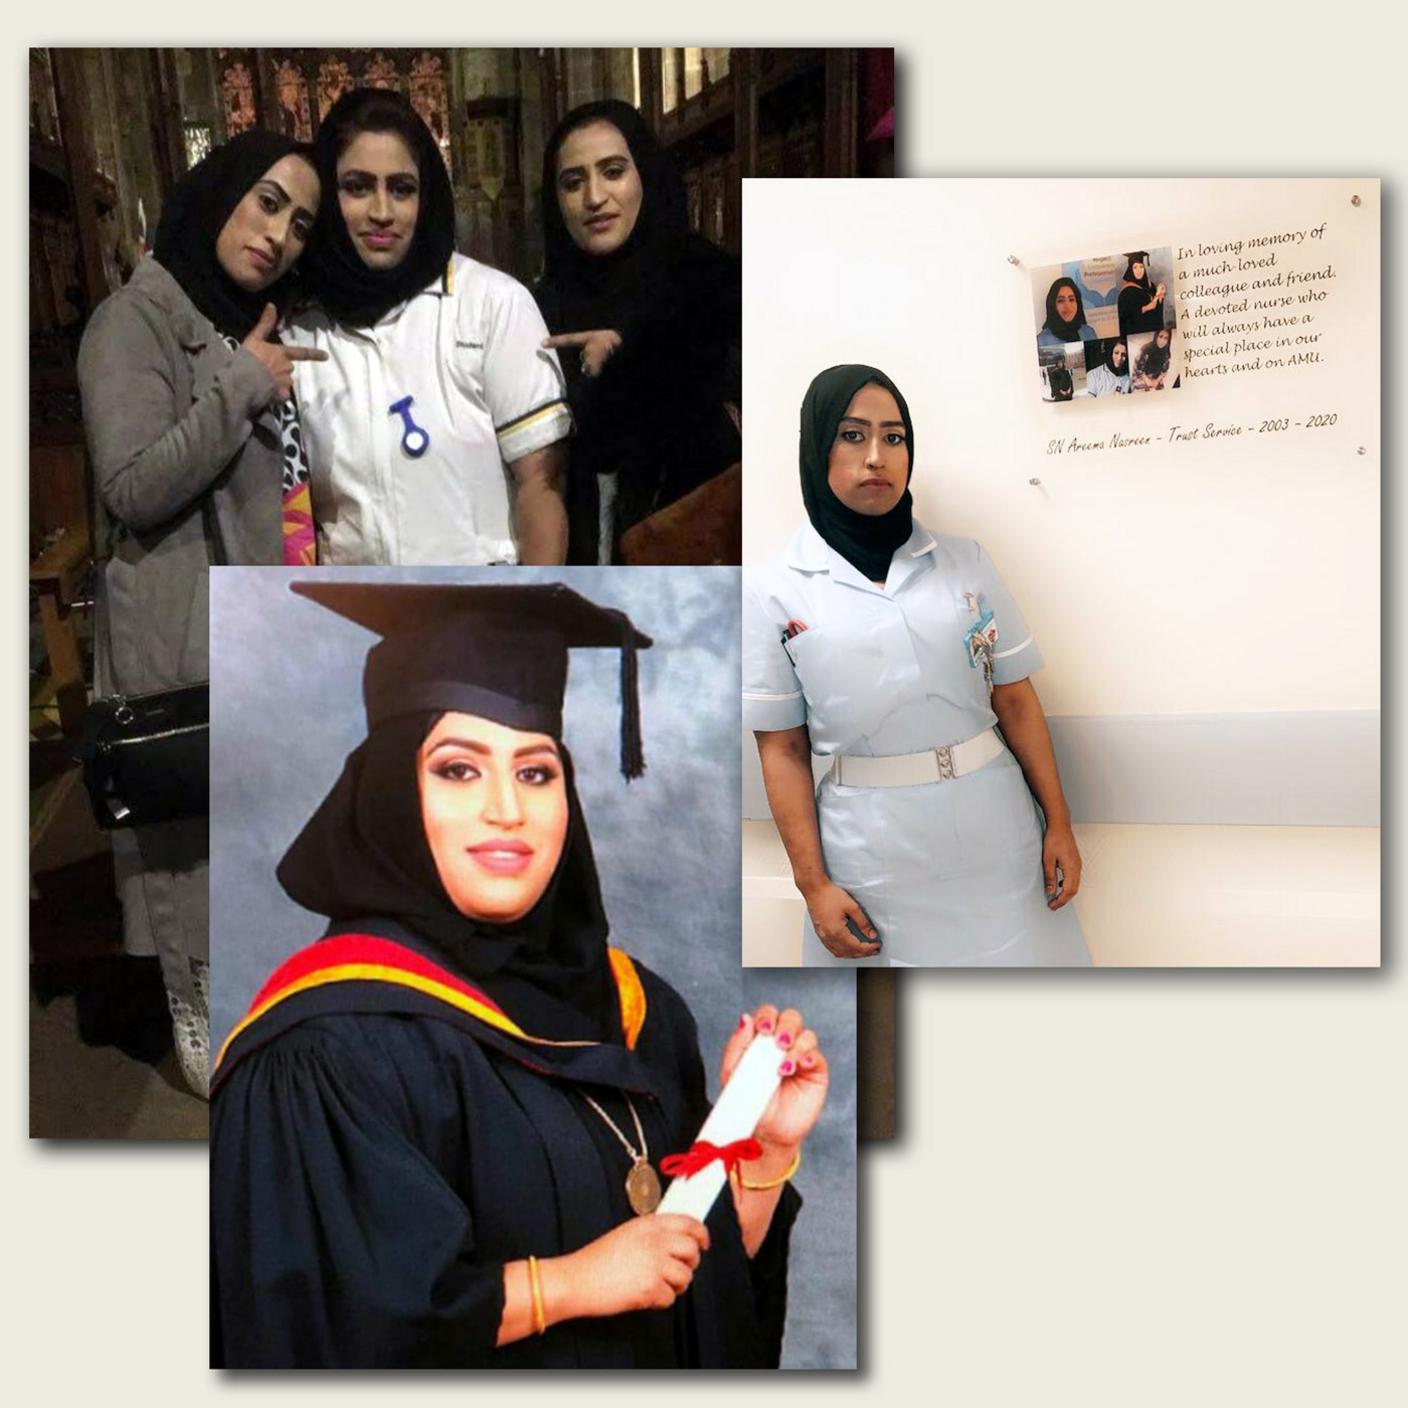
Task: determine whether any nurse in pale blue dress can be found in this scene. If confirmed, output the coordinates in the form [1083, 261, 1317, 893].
[744, 364, 1090, 967]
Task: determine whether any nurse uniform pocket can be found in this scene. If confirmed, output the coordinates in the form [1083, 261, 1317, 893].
[952, 752, 1042, 877]
[786, 627, 889, 741]
[814, 777, 895, 938]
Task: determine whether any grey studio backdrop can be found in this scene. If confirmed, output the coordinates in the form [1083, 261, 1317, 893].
[209, 565, 856, 1372]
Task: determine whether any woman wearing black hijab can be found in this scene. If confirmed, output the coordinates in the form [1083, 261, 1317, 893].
[286, 89, 572, 566]
[1037, 275, 1097, 346]
[1132, 326, 1175, 389]
[1117, 251, 1168, 335]
[1085, 338, 1131, 396]
[534, 100, 742, 564]
[742, 364, 1090, 968]
[210, 583, 829, 1367]
[76, 130, 322, 1097]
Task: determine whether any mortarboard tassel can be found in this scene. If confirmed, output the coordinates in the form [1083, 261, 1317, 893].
[619, 619, 645, 781]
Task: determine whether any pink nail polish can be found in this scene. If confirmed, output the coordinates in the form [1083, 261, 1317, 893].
[758, 1019, 773, 1033]
[777, 1031, 793, 1048]
[738, 1014, 749, 1028]
[779, 1059, 795, 1076]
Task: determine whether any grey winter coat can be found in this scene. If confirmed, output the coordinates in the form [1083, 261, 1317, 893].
[76, 256, 284, 993]
[77, 255, 283, 695]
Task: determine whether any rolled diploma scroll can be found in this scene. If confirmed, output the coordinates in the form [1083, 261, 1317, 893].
[657, 1034, 784, 1222]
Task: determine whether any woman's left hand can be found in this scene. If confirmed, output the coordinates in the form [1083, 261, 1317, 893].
[542, 329, 623, 378]
[720, 1006, 828, 1152]
[1043, 823, 1083, 909]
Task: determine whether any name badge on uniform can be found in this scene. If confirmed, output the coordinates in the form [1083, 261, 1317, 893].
[964, 608, 998, 684]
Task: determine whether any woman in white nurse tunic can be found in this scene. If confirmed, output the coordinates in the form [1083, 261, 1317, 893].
[288, 89, 571, 566]
[743, 364, 1090, 968]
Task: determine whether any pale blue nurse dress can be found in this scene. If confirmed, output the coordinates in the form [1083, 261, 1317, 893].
[743, 519, 1090, 968]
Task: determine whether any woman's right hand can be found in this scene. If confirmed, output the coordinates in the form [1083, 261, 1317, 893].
[801, 879, 882, 959]
[240, 303, 327, 402]
[542, 328, 623, 378]
[552, 1214, 710, 1319]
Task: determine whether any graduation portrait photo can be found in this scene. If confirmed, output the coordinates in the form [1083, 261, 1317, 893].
[205, 565, 857, 1369]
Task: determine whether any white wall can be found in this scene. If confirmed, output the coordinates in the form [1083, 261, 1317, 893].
[742, 178, 1380, 719]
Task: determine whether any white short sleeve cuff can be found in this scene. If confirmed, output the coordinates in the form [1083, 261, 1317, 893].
[742, 691, 807, 732]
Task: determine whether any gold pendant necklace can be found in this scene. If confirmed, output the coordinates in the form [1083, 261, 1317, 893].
[579, 1091, 662, 1216]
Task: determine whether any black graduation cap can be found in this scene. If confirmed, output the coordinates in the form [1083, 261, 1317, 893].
[291, 582, 653, 779]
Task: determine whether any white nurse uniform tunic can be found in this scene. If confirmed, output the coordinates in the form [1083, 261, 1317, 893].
[286, 253, 572, 566]
[743, 519, 1090, 968]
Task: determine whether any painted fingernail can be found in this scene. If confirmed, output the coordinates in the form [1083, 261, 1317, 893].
[801, 1054, 816, 1067]
[779, 1059, 795, 1076]
[777, 1030, 793, 1048]
[739, 1014, 750, 1028]
[758, 1019, 773, 1033]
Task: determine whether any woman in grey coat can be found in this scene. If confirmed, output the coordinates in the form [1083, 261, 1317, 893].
[76, 130, 324, 1098]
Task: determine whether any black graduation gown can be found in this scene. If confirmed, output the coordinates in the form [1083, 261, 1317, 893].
[210, 924, 798, 1368]
[1117, 282, 1164, 335]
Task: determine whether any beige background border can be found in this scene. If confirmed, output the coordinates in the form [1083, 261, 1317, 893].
[9, 4, 1404, 1402]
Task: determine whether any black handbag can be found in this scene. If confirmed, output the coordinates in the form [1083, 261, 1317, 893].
[77, 682, 209, 829]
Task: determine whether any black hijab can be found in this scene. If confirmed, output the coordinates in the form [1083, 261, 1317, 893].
[534, 100, 742, 551]
[537, 99, 694, 334]
[799, 364, 915, 584]
[304, 88, 456, 328]
[277, 712, 617, 1043]
[1105, 339, 1129, 375]
[1136, 332, 1171, 378]
[152, 128, 315, 340]
[1121, 252, 1154, 295]
[1041, 276, 1090, 342]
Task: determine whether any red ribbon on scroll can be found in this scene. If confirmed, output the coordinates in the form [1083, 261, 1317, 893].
[660, 1137, 764, 1179]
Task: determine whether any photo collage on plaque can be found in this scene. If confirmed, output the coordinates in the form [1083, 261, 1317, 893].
[1030, 247, 1180, 401]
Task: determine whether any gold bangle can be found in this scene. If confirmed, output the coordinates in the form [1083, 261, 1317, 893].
[527, 1255, 547, 1336]
[738, 1148, 801, 1191]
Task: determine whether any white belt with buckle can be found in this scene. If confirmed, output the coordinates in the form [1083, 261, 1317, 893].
[829, 727, 1004, 788]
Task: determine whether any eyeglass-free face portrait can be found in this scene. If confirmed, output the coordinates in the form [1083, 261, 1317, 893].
[214, 154, 320, 290]
[555, 119, 644, 256]
[418, 712, 570, 923]
[825, 383, 910, 516]
[335, 129, 421, 270]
